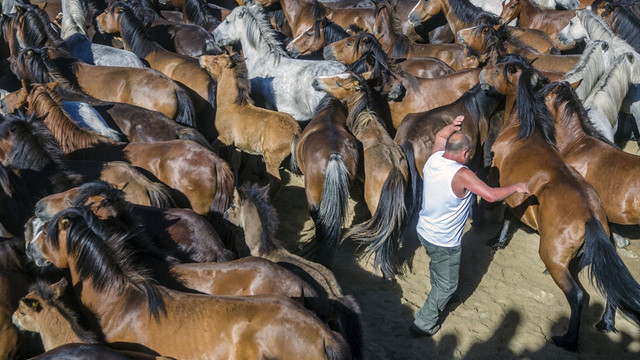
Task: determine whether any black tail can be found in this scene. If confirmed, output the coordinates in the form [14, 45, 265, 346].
[401, 140, 421, 220]
[333, 295, 364, 360]
[174, 86, 197, 128]
[177, 127, 212, 150]
[315, 153, 350, 268]
[207, 76, 217, 113]
[343, 167, 407, 279]
[290, 133, 302, 174]
[580, 217, 640, 325]
[146, 180, 180, 208]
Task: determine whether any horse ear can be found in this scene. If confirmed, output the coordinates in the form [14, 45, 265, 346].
[20, 79, 28, 91]
[59, 217, 70, 230]
[361, 71, 374, 81]
[51, 277, 68, 299]
[15, 5, 25, 15]
[627, 53, 635, 64]
[326, 12, 333, 20]
[47, 81, 61, 91]
[374, 32, 384, 41]
[259, 184, 270, 198]
[569, 79, 582, 90]
[37, 1, 47, 10]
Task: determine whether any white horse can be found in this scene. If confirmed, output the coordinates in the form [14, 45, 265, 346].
[563, 39, 615, 101]
[583, 53, 640, 142]
[559, 8, 640, 137]
[61, 0, 146, 68]
[213, 4, 346, 121]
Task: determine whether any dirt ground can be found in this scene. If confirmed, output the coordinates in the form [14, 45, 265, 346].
[266, 142, 640, 360]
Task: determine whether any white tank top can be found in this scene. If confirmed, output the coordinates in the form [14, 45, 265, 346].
[417, 151, 474, 247]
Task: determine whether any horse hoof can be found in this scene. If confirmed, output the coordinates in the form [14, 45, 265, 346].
[551, 335, 578, 352]
[595, 320, 617, 333]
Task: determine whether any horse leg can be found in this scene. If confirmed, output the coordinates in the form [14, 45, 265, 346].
[596, 300, 618, 333]
[545, 261, 584, 351]
[495, 214, 515, 249]
[263, 154, 283, 199]
[610, 223, 630, 249]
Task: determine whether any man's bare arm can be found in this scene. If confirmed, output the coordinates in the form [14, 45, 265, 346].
[430, 115, 464, 157]
[455, 167, 529, 202]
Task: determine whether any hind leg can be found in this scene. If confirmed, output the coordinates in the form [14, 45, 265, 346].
[610, 223, 630, 249]
[596, 300, 618, 333]
[264, 156, 283, 199]
[545, 262, 584, 351]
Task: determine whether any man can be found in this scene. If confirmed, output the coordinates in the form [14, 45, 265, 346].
[410, 115, 529, 337]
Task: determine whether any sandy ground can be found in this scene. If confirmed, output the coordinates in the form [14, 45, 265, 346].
[265, 142, 640, 360]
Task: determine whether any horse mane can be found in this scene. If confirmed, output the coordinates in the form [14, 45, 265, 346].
[27, 280, 100, 344]
[603, 3, 640, 53]
[372, 1, 410, 58]
[13, 5, 65, 48]
[131, 0, 161, 24]
[243, 4, 289, 61]
[47, 206, 166, 320]
[61, 0, 87, 38]
[538, 81, 617, 146]
[499, 55, 555, 145]
[315, 18, 349, 44]
[448, 0, 498, 25]
[351, 33, 406, 83]
[578, 8, 636, 54]
[349, 108, 388, 140]
[13, 47, 80, 91]
[458, 83, 505, 124]
[342, 72, 377, 127]
[563, 40, 611, 100]
[0, 112, 78, 190]
[312, 94, 345, 118]
[311, 0, 327, 19]
[583, 53, 634, 122]
[225, 52, 254, 106]
[238, 183, 282, 255]
[183, 0, 218, 30]
[112, 2, 164, 58]
[27, 84, 113, 153]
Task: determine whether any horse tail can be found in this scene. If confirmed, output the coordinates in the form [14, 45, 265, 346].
[174, 86, 197, 129]
[207, 77, 217, 113]
[401, 140, 421, 220]
[145, 179, 181, 209]
[580, 216, 640, 326]
[333, 295, 364, 360]
[289, 133, 302, 174]
[343, 167, 406, 279]
[177, 127, 212, 150]
[314, 153, 350, 267]
[210, 156, 234, 215]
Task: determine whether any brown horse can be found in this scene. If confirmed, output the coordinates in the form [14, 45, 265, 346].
[406, 0, 498, 40]
[224, 183, 363, 360]
[499, 0, 577, 50]
[33, 180, 235, 263]
[456, 22, 580, 73]
[456, 23, 559, 55]
[28, 205, 352, 360]
[199, 53, 301, 196]
[313, 71, 410, 281]
[291, 96, 359, 268]
[480, 54, 640, 351]
[323, 32, 479, 71]
[9, 47, 199, 128]
[96, 2, 217, 117]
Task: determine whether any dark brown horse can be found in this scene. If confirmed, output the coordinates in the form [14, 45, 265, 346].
[28, 206, 352, 359]
[291, 96, 359, 268]
[456, 23, 559, 55]
[480, 54, 640, 351]
[406, 0, 498, 40]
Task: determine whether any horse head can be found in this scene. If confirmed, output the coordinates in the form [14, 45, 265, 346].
[499, 0, 521, 24]
[11, 278, 69, 333]
[95, 2, 125, 35]
[0, 80, 30, 114]
[213, 5, 246, 46]
[558, 12, 586, 46]
[408, 0, 440, 27]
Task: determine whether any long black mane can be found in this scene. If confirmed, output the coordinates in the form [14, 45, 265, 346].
[11, 47, 80, 91]
[602, 3, 640, 53]
[312, 94, 346, 119]
[315, 17, 349, 45]
[47, 206, 166, 320]
[372, 1, 410, 58]
[458, 83, 505, 123]
[239, 183, 282, 255]
[12, 4, 65, 49]
[0, 162, 33, 236]
[183, 0, 220, 32]
[112, 2, 165, 58]
[538, 81, 617, 147]
[448, 0, 498, 25]
[498, 55, 555, 145]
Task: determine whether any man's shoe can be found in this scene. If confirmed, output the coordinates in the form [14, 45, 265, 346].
[409, 323, 440, 338]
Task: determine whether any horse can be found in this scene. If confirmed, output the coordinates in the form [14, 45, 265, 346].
[213, 3, 347, 121]
[312, 71, 410, 281]
[286, 16, 350, 58]
[290, 96, 358, 267]
[582, 52, 640, 142]
[1, 4, 65, 57]
[563, 39, 615, 101]
[455, 22, 580, 73]
[9, 47, 199, 129]
[407, 0, 499, 41]
[95, 2, 217, 116]
[181, 0, 228, 32]
[60, 0, 147, 68]
[1, 82, 210, 146]
[598, 1, 640, 53]
[479, 54, 640, 351]
[224, 183, 363, 360]
[28, 205, 352, 359]
[199, 53, 301, 196]
[499, 0, 577, 50]
[323, 32, 479, 72]
[393, 83, 504, 219]
[455, 23, 559, 55]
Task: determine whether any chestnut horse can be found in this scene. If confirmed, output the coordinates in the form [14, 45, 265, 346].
[313, 71, 410, 281]
[287, 17, 350, 58]
[199, 53, 301, 196]
[407, 0, 498, 40]
[499, 0, 577, 50]
[28, 206, 352, 360]
[9, 47, 198, 128]
[291, 96, 359, 267]
[224, 183, 363, 360]
[480, 54, 640, 351]
[456, 23, 558, 55]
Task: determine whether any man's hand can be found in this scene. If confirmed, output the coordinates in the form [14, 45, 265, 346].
[451, 115, 464, 132]
[514, 183, 530, 195]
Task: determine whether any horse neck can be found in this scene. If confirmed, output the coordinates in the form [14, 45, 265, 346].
[238, 31, 280, 70]
[213, 67, 240, 108]
[38, 305, 94, 351]
[516, 0, 540, 26]
[584, 61, 631, 117]
[551, 106, 587, 152]
[61, 0, 87, 39]
[502, 91, 519, 129]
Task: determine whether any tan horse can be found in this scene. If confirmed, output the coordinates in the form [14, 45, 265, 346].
[480, 54, 640, 351]
[199, 53, 301, 196]
[224, 183, 363, 360]
[28, 206, 352, 360]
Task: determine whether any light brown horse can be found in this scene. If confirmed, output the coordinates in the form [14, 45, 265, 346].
[224, 183, 363, 360]
[28, 206, 352, 360]
[499, 0, 577, 50]
[406, 0, 498, 40]
[313, 71, 410, 281]
[199, 53, 301, 196]
[480, 54, 640, 351]
[291, 96, 359, 268]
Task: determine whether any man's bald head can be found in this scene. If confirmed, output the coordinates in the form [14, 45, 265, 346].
[445, 133, 472, 154]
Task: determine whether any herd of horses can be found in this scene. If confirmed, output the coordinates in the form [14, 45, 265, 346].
[0, 0, 639, 357]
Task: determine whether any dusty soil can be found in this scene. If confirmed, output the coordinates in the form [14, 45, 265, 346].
[267, 142, 640, 360]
